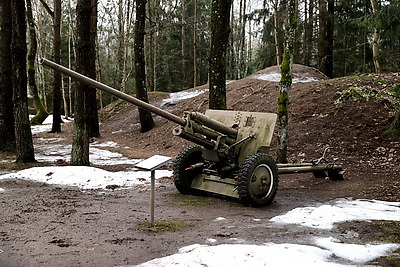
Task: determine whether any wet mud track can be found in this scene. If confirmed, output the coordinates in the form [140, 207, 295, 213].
[0, 177, 349, 267]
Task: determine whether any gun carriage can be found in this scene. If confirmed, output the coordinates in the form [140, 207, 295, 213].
[40, 58, 343, 207]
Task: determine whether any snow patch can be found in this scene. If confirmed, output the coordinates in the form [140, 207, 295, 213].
[161, 89, 207, 106]
[137, 238, 400, 267]
[0, 188, 4, 193]
[91, 141, 119, 147]
[34, 144, 138, 165]
[137, 243, 348, 267]
[315, 237, 400, 263]
[30, 115, 72, 135]
[255, 72, 321, 83]
[270, 198, 400, 229]
[0, 166, 172, 190]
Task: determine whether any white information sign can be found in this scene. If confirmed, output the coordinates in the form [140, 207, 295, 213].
[135, 155, 172, 171]
[134, 154, 173, 227]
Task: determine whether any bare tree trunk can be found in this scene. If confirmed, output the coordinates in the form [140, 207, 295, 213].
[370, 0, 381, 73]
[229, 6, 237, 80]
[27, 0, 49, 125]
[273, 0, 281, 65]
[304, 0, 314, 66]
[71, 0, 92, 166]
[52, 0, 63, 132]
[182, 0, 188, 88]
[326, 0, 334, 77]
[193, 0, 198, 87]
[117, 0, 126, 92]
[151, 2, 159, 92]
[0, 0, 15, 151]
[318, 0, 333, 77]
[209, 0, 233, 110]
[135, 0, 154, 132]
[240, 0, 246, 78]
[11, 0, 35, 162]
[66, 0, 73, 118]
[87, 0, 100, 138]
[277, 0, 297, 163]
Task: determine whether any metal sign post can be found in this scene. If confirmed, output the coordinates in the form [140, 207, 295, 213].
[135, 155, 172, 227]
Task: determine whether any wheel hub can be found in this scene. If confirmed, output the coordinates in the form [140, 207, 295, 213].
[250, 165, 272, 198]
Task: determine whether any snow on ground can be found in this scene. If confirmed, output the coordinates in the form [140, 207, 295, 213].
[137, 199, 400, 266]
[34, 143, 139, 165]
[0, 115, 173, 187]
[0, 166, 170, 190]
[270, 198, 400, 229]
[161, 89, 208, 106]
[315, 237, 399, 263]
[255, 72, 321, 83]
[30, 115, 73, 135]
[137, 239, 399, 267]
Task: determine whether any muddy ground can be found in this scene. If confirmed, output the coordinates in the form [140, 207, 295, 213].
[1, 65, 400, 266]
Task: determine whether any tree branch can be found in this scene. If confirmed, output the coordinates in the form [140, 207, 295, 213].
[39, 0, 54, 18]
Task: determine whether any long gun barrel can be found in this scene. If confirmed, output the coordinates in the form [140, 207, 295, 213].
[39, 58, 238, 149]
[39, 58, 186, 126]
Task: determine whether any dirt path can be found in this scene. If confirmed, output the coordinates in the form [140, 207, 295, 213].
[0, 176, 358, 267]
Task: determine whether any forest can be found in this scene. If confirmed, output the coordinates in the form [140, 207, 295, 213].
[0, 0, 399, 163]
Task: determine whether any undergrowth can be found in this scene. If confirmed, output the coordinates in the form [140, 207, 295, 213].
[335, 83, 400, 134]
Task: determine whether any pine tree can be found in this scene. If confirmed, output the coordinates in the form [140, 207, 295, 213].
[209, 0, 233, 110]
[0, 0, 15, 152]
[135, 0, 154, 132]
[71, 0, 92, 166]
[11, 0, 35, 162]
[51, 0, 63, 133]
[27, 0, 49, 125]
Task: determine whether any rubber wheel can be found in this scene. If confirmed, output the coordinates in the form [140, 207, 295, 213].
[238, 153, 279, 207]
[173, 145, 204, 194]
[313, 171, 327, 178]
[328, 169, 344, 181]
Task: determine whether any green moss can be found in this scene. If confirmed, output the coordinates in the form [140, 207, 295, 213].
[337, 220, 400, 265]
[367, 221, 400, 266]
[277, 92, 289, 117]
[170, 193, 213, 207]
[174, 198, 212, 207]
[365, 221, 400, 243]
[335, 86, 382, 103]
[335, 83, 400, 135]
[137, 220, 188, 233]
[384, 249, 400, 265]
[0, 161, 43, 170]
[391, 84, 400, 98]
[387, 111, 400, 134]
[98, 99, 126, 122]
[378, 79, 388, 84]
[280, 52, 291, 78]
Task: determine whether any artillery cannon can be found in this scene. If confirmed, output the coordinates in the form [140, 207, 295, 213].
[40, 58, 343, 207]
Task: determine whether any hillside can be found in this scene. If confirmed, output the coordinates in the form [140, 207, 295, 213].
[99, 65, 400, 201]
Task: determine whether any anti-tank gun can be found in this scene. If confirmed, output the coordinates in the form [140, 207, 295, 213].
[40, 58, 343, 207]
